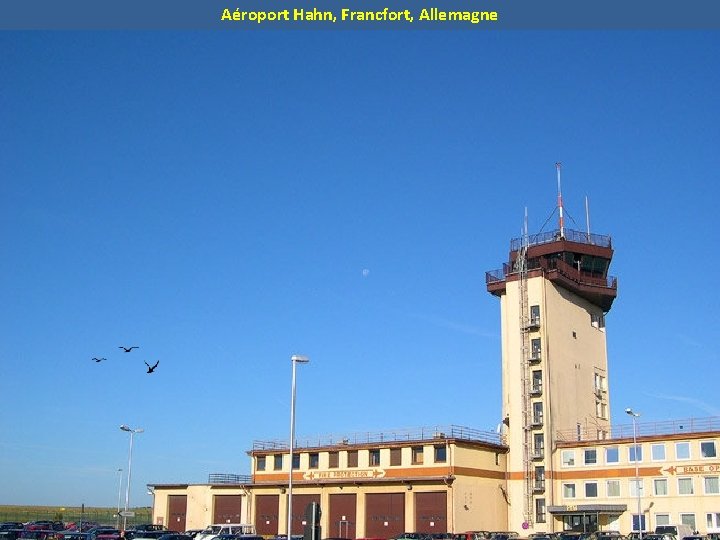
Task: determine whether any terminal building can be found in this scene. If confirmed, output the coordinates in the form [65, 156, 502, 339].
[150, 192, 720, 537]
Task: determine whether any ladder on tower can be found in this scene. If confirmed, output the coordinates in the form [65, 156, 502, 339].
[515, 220, 534, 527]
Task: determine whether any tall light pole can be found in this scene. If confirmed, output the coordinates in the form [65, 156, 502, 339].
[120, 424, 144, 532]
[116, 468, 123, 529]
[626, 408, 642, 539]
[287, 355, 310, 540]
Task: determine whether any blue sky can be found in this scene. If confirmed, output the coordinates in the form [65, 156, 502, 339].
[1, 31, 718, 508]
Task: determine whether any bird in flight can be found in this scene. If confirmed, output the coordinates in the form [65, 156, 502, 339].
[145, 360, 159, 374]
[92, 357, 107, 363]
[119, 346, 139, 352]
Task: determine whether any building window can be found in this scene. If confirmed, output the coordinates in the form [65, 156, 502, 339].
[702, 441, 717, 458]
[680, 514, 697, 531]
[679, 477, 695, 495]
[434, 445, 447, 463]
[584, 449, 597, 465]
[605, 446, 619, 464]
[411, 446, 424, 465]
[607, 480, 620, 497]
[390, 447, 401, 466]
[533, 402, 543, 425]
[704, 476, 720, 494]
[347, 450, 358, 468]
[257, 456, 266, 471]
[629, 444, 643, 463]
[292, 454, 300, 470]
[274, 454, 283, 470]
[369, 449, 380, 466]
[328, 451, 339, 469]
[706, 513, 720, 530]
[535, 498, 546, 523]
[530, 305, 540, 325]
[562, 450, 575, 467]
[676, 441, 691, 460]
[655, 514, 670, 527]
[563, 483, 576, 498]
[531, 338, 542, 359]
[654, 478, 668, 496]
[585, 482, 598, 498]
[632, 515, 647, 533]
[309, 453, 319, 469]
[534, 433, 544, 456]
[532, 370, 542, 393]
[591, 312, 605, 329]
[651, 443, 666, 461]
[630, 479, 644, 497]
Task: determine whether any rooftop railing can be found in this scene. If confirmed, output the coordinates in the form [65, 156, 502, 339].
[556, 416, 720, 443]
[253, 425, 503, 451]
[510, 228, 612, 252]
[208, 473, 252, 484]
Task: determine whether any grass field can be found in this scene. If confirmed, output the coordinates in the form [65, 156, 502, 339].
[0, 505, 152, 527]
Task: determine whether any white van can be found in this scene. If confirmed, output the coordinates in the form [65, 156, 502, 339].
[195, 524, 255, 540]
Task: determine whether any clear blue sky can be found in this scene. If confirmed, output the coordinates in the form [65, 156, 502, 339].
[1, 31, 718, 508]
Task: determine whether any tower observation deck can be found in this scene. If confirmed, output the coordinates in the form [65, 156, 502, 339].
[485, 227, 617, 312]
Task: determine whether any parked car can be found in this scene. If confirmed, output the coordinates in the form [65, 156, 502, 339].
[196, 526, 254, 540]
[0, 526, 24, 532]
[131, 533, 178, 540]
[157, 534, 193, 540]
[95, 531, 121, 540]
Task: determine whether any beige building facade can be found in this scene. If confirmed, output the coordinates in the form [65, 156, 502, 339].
[150, 225, 720, 537]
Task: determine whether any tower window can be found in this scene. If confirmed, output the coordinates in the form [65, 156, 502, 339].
[530, 305, 541, 326]
[257, 456, 266, 471]
[309, 453, 319, 469]
[411, 446, 424, 464]
[369, 449, 380, 466]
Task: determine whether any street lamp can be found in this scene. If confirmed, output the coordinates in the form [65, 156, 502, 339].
[116, 468, 123, 529]
[120, 424, 144, 532]
[626, 408, 642, 539]
[287, 354, 310, 540]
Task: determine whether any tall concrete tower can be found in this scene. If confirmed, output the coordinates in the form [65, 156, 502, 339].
[485, 179, 618, 533]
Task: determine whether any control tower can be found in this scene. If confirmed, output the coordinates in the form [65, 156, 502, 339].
[485, 168, 618, 531]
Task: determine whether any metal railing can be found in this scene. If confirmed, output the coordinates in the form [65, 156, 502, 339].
[486, 256, 617, 290]
[208, 473, 252, 484]
[510, 228, 612, 252]
[556, 415, 720, 443]
[253, 424, 504, 451]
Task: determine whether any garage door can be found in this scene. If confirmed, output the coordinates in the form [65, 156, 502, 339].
[213, 495, 242, 524]
[415, 492, 447, 533]
[365, 493, 405, 539]
[168, 495, 187, 532]
[328, 493, 357, 539]
[255, 495, 280, 536]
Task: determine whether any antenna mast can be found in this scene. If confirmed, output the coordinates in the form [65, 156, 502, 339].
[556, 162, 564, 239]
[585, 195, 591, 240]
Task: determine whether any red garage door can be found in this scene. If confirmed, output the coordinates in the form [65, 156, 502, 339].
[214, 495, 242, 524]
[328, 493, 357, 539]
[365, 493, 405, 539]
[290, 494, 321, 535]
[414, 492, 447, 533]
[255, 495, 280, 536]
[168, 495, 187, 532]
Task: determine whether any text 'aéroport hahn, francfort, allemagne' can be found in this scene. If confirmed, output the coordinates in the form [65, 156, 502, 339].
[220, 7, 499, 24]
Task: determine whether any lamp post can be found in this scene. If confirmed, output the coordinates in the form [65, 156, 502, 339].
[625, 408, 642, 539]
[287, 355, 310, 540]
[120, 424, 144, 532]
[116, 468, 123, 529]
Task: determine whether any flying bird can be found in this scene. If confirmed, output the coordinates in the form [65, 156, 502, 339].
[145, 360, 159, 374]
[92, 357, 107, 363]
[119, 346, 139, 352]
